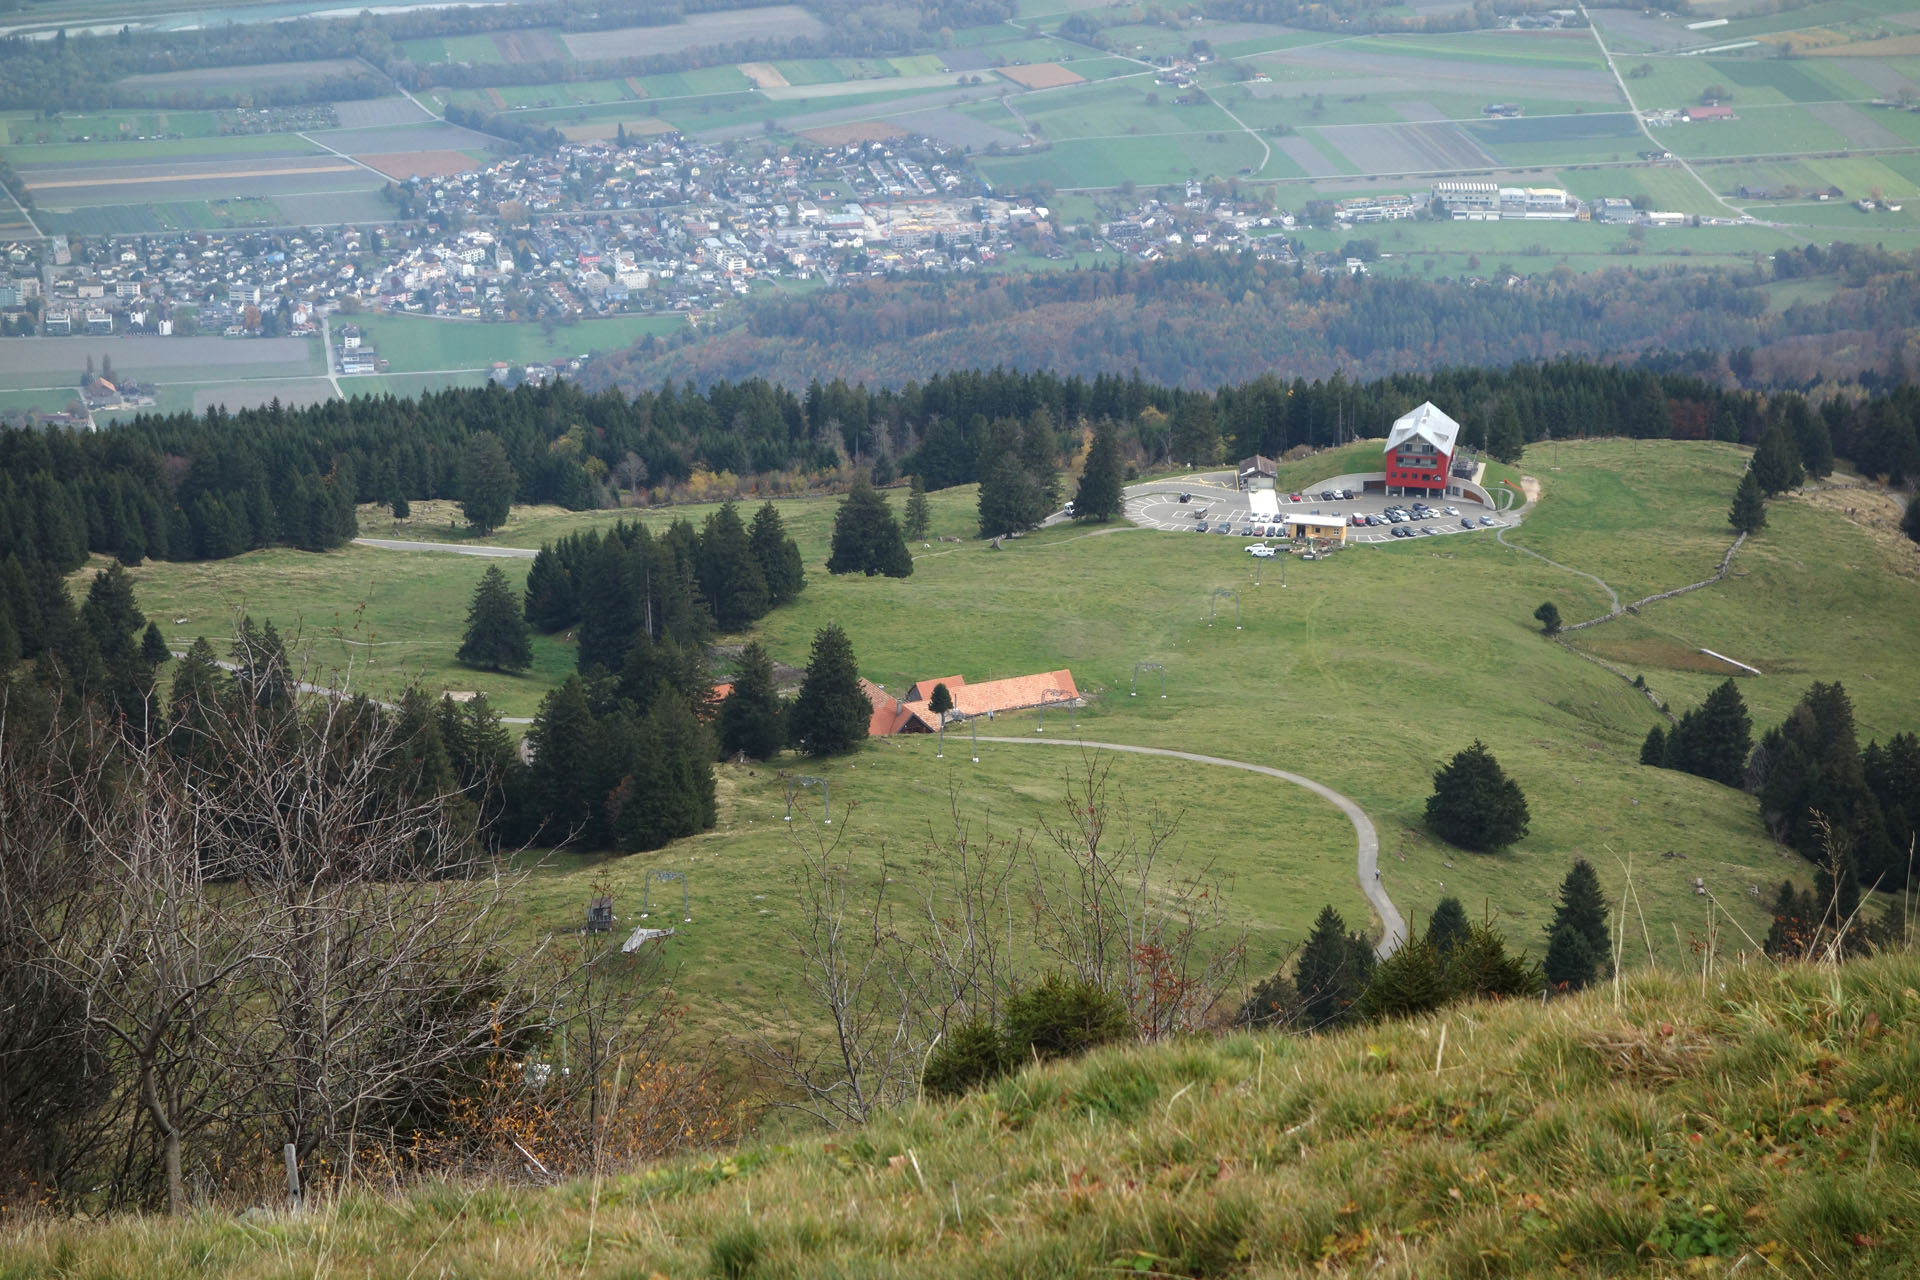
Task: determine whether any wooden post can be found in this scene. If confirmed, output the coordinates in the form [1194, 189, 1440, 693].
[284, 1143, 302, 1213]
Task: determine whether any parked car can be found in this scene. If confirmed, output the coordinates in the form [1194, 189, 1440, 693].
[1349, 514, 1366, 526]
[1341, 488, 1356, 500]
[1247, 543, 1276, 558]
[1241, 524, 1255, 536]
[1179, 492, 1192, 503]
[1443, 505, 1460, 516]
[1461, 517, 1474, 528]
[1289, 492, 1303, 503]
[1320, 490, 1335, 501]
[1195, 522, 1208, 532]
[1479, 516, 1496, 526]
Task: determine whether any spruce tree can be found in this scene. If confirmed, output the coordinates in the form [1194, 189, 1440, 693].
[787, 623, 870, 757]
[1729, 469, 1766, 533]
[1426, 896, 1470, 958]
[1444, 921, 1543, 1000]
[457, 564, 533, 673]
[977, 449, 1043, 538]
[1533, 601, 1561, 635]
[140, 621, 169, 668]
[718, 641, 784, 762]
[1902, 493, 1920, 546]
[527, 675, 603, 845]
[696, 502, 769, 633]
[1358, 937, 1448, 1021]
[1487, 396, 1526, 462]
[1641, 724, 1668, 766]
[1751, 425, 1804, 496]
[928, 682, 954, 717]
[1293, 905, 1375, 1031]
[749, 502, 806, 605]
[1543, 859, 1611, 990]
[1543, 922, 1597, 992]
[902, 474, 931, 540]
[1425, 740, 1530, 851]
[457, 431, 516, 534]
[827, 477, 912, 577]
[1074, 421, 1124, 522]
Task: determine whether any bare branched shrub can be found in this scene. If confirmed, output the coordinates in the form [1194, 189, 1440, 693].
[739, 759, 1247, 1126]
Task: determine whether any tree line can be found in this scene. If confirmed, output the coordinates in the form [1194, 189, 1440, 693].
[2, 359, 1915, 614]
[605, 246, 1920, 394]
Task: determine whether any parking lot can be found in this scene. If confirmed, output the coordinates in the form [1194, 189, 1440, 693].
[1123, 474, 1514, 546]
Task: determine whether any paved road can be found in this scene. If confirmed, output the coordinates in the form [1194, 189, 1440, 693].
[354, 537, 538, 559]
[972, 735, 1404, 955]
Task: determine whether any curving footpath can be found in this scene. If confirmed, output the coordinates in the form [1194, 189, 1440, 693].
[972, 736, 1404, 955]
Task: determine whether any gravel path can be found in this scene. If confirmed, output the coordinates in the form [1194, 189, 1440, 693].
[972, 735, 1403, 955]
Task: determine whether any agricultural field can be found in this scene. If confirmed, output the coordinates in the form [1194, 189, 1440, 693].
[108, 440, 1920, 1029]
[343, 312, 686, 373]
[0, 334, 320, 390]
[35, 196, 280, 234]
[558, 6, 828, 60]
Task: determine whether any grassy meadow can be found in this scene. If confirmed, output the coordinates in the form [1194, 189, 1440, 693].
[15, 949, 1920, 1278]
[97, 440, 1920, 1043]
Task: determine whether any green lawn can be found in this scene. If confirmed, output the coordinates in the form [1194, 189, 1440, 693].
[108, 441, 1920, 1042]
[343, 313, 686, 372]
[977, 133, 1271, 189]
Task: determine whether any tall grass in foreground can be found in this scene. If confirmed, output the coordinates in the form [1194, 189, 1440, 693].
[9, 949, 1920, 1278]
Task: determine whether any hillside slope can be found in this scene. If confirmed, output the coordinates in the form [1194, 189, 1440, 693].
[11, 952, 1920, 1277]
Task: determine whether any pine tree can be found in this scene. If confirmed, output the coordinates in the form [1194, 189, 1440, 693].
[1426, 896, 1470, 958]
[1487, 396, 1526, 462]
[1074, 421, 1124, 522]
[928, 682, 954, 717]
[1641, 724, 1668, 766]
[1750, 425, 1804, 496]
[902, 474, 931, 540]
[1358, 936, 1448, 1021]
[1293, 905, 1375, 1031]
[1729, 469, 1766, 533]
[1533, 601, 1561, 635]
[976, 449, 1043, 539]
[457, 431, 516, 534]
[457, 564, 533, 673]
[527, 675, 603, 846]
[718, 641, 783, 762]
[1425, 740, 1530, 851]
[1763, 879, 1818, 958]
[140, 621, 169, 668]
[826, 477, 912, 577]
[1543, 922, 1596, 991]
[748, 502, 805, 606]
[696, 502, 769, 633]
[1543, 859, 1611, 990]
[1443, 921, 1544, 1000]
[787, 623, 870, 757]
[1902, 493, 1920, 546]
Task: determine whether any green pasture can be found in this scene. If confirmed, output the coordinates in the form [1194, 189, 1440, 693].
[1663, 107, 1854, 158]
[1, 132, 323, 165]
[346, 370, 492, 399]
[0, 387, 77, 416]
[105, 441, 1920, 1033]
[1468, 113, 1650, 167]
[1056, 56, 1146, 81]
[1558, 163, 1728, 215]
[345, 313, 686, 373]
[1624, 55, 1868, 111]
[636, 65, 754, 98]
[0, 108, 229, 143]
[1094, 22, 1218, 58]
[1018, 81, 1239, 138]
[1229, 93, 1405, 131]
[35, 196, 279, 235]
[1214, 30, 1348, 59]
[1359, 32, 1612, 70]
[521, 744, 1365, 1024]
[978, 132, 1271, 188]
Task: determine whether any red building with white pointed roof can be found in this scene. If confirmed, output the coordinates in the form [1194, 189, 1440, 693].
[1382, 401, 1460, 498]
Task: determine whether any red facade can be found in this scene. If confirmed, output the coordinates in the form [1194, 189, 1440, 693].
[1384, 442, 1450, 494]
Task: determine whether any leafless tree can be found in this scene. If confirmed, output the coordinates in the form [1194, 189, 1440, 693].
[736, 822, 926, 1128]
[1029, 757, 1247, 1039]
